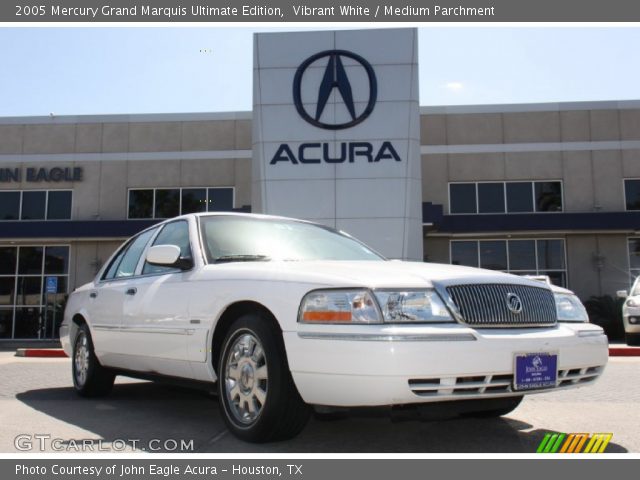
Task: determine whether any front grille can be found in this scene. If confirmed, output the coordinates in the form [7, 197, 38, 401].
[446, 283, 557, 327]
[408, 366, 603, 398]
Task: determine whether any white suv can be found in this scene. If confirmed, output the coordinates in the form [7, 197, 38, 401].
[60, 213, 608, 442]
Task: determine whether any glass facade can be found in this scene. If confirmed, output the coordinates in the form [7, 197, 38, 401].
[128, 187, 234, 219]
[449, 181, 563, 214]
[0, 245, 69, 339]
[0, 190, 72, 221]
[451, 239, 567, 287]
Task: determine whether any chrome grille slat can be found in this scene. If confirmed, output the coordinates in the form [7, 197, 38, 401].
[446, 283, 557, 327]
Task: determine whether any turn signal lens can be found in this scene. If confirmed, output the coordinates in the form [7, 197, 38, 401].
[299, 290, 382, 324]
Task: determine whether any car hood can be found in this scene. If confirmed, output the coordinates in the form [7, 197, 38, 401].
[200, 260, 557, 291]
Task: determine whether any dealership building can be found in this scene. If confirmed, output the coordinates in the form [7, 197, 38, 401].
[1, 28, 640, 340]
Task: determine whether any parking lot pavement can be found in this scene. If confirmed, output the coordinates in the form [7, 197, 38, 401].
[0, 352, 638, 453]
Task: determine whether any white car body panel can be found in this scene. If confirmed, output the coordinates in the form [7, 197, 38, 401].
[60, 212, 608, 408]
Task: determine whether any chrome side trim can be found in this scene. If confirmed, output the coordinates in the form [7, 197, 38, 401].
[297, 332, 477, 342]
[93, 325, 194, 335]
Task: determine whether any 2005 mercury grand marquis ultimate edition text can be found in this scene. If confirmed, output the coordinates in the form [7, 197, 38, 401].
[60, 213, 608, 442]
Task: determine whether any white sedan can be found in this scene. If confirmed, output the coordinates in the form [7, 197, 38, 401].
[60, 213, 608, 442]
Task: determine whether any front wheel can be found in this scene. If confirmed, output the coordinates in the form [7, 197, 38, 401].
[626, 333, 640, 346]
[217, 314, 310, 442]
[72, 324, 115, 397]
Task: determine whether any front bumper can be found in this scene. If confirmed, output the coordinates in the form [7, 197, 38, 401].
[284, 323, 608, 407]
[623, 309, 640, 334]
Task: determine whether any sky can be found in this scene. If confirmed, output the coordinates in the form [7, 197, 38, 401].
[1, 26, 640, 117]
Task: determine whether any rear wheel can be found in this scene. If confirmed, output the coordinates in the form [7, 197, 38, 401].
[72, 324, 115, 397]
[217, 314, 310, 442]
[626, 333, 640, 346]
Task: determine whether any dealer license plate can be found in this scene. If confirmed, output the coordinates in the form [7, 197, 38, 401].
[514, 352, 558, 391]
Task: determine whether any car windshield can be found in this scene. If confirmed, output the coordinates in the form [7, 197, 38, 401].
[199, 216, 385, 262]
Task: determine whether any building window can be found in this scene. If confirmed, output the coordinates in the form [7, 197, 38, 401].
[0, 245, 69, 339]
[0, 192, 20, 220]
[449, 181, 563, 214]
[535, 182, 563, 212]
[478, 183, 505, 213]
[128, 187, 234, 219]
[628, 238, 640, 281]
[154, 189, 180, 219]
[450, 238, 567, 287]
[449, 183, 476, 214]
[0, 190, 72, 221]
[506, 182, 533, 213]
[624, 179, 640, 211]
[47, 191, 73, 220]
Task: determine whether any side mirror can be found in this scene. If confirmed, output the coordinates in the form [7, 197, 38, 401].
[616, 290, 628, 299]
[146, 245, 181, 267]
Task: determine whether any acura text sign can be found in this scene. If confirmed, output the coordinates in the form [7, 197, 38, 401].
[252, 29, 423, 260]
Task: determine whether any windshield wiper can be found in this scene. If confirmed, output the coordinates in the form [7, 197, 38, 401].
[213, 254, 271, 264]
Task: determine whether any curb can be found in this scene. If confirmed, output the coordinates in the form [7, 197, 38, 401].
[609, 347, 640, 357]
[15, 348, 68, 358]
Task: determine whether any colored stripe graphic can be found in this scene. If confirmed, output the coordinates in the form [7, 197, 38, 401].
[537, 433, 565, 453]
[568, 433, 589, 453]
[584, 434, 613, 453]
[559, 434, 575, 453]
[537, 433, 613, 453]
[537, 433, 552, 453]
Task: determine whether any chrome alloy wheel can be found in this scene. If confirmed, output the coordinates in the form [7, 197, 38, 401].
[74, 333, 90, 386]
[224, 332, 268, 425]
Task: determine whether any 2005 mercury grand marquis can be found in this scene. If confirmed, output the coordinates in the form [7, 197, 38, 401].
[60, 213, 608, 442]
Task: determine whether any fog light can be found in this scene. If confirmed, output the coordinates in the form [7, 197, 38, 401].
[630, 317, 638, 324]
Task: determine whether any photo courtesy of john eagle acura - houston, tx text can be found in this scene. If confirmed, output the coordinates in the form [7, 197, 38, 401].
[0, 28, 608, 443]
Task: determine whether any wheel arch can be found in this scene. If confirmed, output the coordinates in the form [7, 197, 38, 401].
[211, 301, 282, 374]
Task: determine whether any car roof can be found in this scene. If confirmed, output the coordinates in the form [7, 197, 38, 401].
[181, 211, 307, 222]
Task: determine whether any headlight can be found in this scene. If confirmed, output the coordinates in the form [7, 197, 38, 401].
[374, 290, 453, 323]
[555, 293, 589, 322]
[627, 298, 639, 307]
[299, 289, 454, 324]
[299, 290, 382, 324]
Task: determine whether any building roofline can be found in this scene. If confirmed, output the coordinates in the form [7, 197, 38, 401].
[0, 111, 253, 125]
[1, 99, 640, 124]
[420, 99, 640, 115]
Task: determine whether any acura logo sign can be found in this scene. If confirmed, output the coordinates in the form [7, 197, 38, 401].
[506, 293, 523, 315]
[293, 50, 377, 130]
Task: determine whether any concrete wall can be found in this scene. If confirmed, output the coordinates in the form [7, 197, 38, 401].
[420, 106, 640, 214]
[0, 116, 253, 221]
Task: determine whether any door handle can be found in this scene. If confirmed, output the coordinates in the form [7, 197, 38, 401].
[89, 292, 98, 299]
[125, 287, 137, 296]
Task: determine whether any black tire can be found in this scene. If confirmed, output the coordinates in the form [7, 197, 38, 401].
[217, 314, 310, 442]
[72, 323, 115, 397]
[626, 333, 640, 346]
[463, 396, 524, 418]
